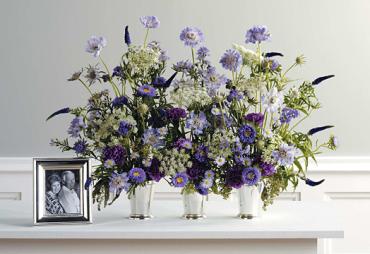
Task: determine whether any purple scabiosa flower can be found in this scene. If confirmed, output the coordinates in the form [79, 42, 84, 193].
[109, 172, 130, 193]
[140, 16, 160, 29]
[179, 27, 204, 47]
[152, 76, 167, 88]
[219, 49, 242, 71]
[145, 157, 164, 182]
[245, 25, 270, 44]
[73, 140, 87, 154]
[227, 88, 244, 102]
[68, 116, 86, 138]
[214, 113, 233, 129]
[197, 46, 210, 60]
[204, 170, 215, 179]
[185, 111, 210, 135]
[174, 138, 193, 150]
[172, 172, 189, 187]
[159, 50, 170, 61]
[137, 85, 156, 97]
[203, 67, 227, 97]
[166, 107, 187, 121]
[85, 36, 107, 57]
[280, 107, 299, 124]
[112, 66, 125, 79]
[101, 74, 110, 83]
[104, 159, 116, 169]
[103, 145, 126, 165]
[118, 120, 132, 136]
[142, 128, 164, 148]
[260, 162, 276, 176]
[272, 143, 297, 166]
[245, 113, 264, 127]
[112, 96, 128, 108]
[200, 177, 213, 189]
[234, 150, 251, 166]
[196, 185, 209, 195]
[186, 161, 204, 180]
[173, 60, 193, 73]
[194, 144, 209, 163]
[225, 167, 244, 189]
[129, 167, 147, 184]
[238, 125, 257, 144]
[242, 167, 261, 186]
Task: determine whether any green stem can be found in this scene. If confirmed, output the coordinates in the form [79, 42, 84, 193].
[191, 47, 195, 64]
[289, 110, 312, 131]
[283, 63, 297, 77]
[143, 28, 149, 48]
[99, 56, 120, 96]
[78, 79, 93, 96]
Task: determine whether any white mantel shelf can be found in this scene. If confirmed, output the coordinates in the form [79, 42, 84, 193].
[0, 200, 343, 240]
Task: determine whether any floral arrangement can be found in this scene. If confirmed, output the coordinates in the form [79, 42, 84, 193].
[48, 16, 338, 209]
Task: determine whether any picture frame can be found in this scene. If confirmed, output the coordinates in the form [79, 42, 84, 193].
[33, 158, 92, 225]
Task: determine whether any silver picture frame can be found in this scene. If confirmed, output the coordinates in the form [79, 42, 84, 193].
[33, 158, 92, 225]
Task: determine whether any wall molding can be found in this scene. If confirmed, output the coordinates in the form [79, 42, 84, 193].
[1, 156, 369, 173]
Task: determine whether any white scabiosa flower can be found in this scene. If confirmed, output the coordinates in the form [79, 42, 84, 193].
[262, 87, 284, 113]
[85, 36, 107, 58]
[214, 156, 226, 167]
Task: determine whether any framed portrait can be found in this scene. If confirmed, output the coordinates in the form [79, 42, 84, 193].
[33, 158, 92, 225]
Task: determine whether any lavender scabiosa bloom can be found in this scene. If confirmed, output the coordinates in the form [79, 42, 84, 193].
[173, 60, 193, 73]
[172, 172, 189, 187]
[227, 88, 243, 102]
[245, 26, 270, 44]
[137, 85, 156, 97]
[220, 49, 242, 71]
[185, 111, 210, 135]
[197, 46, 210, 59]
[245, 113, 264, 127]
[84, 65, 100, 85]
[200, 177, 213, 189]
[179, 27, 204, 47]
[129, 167, 147, 184]
[203, 67, 227, 96]
[73, 140, 87, 154]
[204, 170, 215, 179]
[280, 107, 299, 124]
[272, 143, 297, 166]
[194, 144, 209, 163]
[166, 107, 187, 121]
[242, 167, 261, 186]
[117, 120, 132, 136]
[225, 167, 244, 189]
[262, 87, 284, 113]
[159, 50, 170, 62]
[68, 116, 86, 138]
[85, 36, 107, 57]
[152, 76, 167, 88]
[175, 138, 192, 150]
[142, 128, 164, 148]
[112, 96, 128, 108]
[238, 124, 257, 144]
[104, 159, 116, 169]
[260, 162, 276, 176]
[103, 145, 126, 165]
[140, 16, 160, 29]
[109, 172, 130, 193]
[196, 185, 209, 195]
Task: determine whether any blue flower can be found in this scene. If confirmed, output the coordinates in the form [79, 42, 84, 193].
[85, 36, 107, 57]
[118, 120, 132, 136]
[112, 96, 128, 108]
[112, 66, 125, 79]
[260, 162, 276, 176]
[227, 88, 243, 102]
[197, 46, 210, 60]
[103, 145, 126, 165]
[185, 111, 210, 135]
[104, 159, 116, 169]
[152, 76, 167, 88]
[204, 170, 215, 179]
[137, 85, 156, 97]
[242, 167, 261, 186]
[173, 60, 193, 73]
[140, 16, 160, 29]
[109, 172, 130, 193]
[68, 116, 86, 138]
[174, 138, 192, 150]
[194, 144, 209, 162]
[179, 27, 204, 47]
[129, 167, 147, 184]
[238, 125, 256, 144]
[142, 128, 164, 148]
[245, 26, 270, 44]
[280, 107, 299, 124]
[200, 177, 213, 189]
[73, 140, 87, 154]
[203, 67, 227, 97]
[219, 49, 242, 71]
[172, 172, 189, 187]
[272, 143, 297, 166]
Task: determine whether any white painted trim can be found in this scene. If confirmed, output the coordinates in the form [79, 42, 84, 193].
[0, 156, 370, 173]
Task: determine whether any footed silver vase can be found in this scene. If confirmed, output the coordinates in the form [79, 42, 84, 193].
[182, 191, 206, 220]
[238, 182, 264, 219]
[128, 182, 154, 220]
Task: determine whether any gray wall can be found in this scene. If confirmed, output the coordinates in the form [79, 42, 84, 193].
[0, 0, 368, 156]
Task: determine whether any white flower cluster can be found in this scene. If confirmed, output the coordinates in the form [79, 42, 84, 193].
[127, 46, 160, 73]
[170, 79, 212, 107]
[232, 43, 262, 66]
[157, 148, 192, 176]
[207, 129, 237, 160]
[236, 76, 265, 97]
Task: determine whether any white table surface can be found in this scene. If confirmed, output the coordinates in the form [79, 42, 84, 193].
[0, 199, 343, 240]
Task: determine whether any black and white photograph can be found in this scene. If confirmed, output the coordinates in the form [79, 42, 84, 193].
[33, 158, 92, 224]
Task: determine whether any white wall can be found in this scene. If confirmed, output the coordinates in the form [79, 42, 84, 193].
[0, 0, 369, 156]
